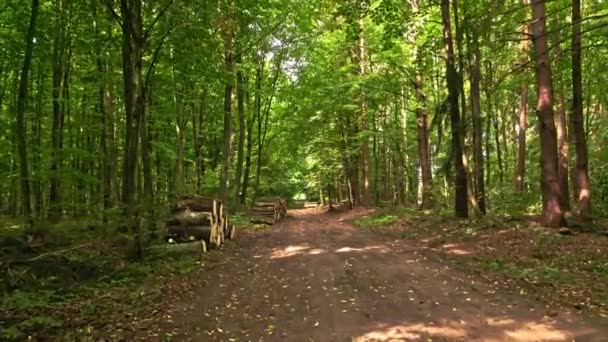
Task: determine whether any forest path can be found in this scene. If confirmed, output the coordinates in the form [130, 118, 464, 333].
[148, 208, 608, 341]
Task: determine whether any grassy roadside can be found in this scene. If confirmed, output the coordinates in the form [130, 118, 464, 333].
[353, 207, 608, 318]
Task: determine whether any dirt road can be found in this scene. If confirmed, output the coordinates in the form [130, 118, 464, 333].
[147, 208, 608, 341]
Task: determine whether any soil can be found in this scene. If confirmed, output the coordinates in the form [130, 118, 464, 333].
[124, 208, 608, 341]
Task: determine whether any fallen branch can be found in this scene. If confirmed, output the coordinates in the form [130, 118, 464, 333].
[26, 242, 94, 262]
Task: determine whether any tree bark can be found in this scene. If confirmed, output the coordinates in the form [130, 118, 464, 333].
[555, 86, 570, 211]
[15, 0, 40, 218]
[233, 62, 246, 210]
[94, 0, 117, 212]
[119, 0, 145, 210]
[219, 12, 234, 205]
[240, 86, 254, 205]
[194, 92, 206, 193]
[441, 0, 468, 218]
[529, 0, 567, 227]
[469, 28, 486, 214]
[571, 0, 591, 219]
[50, 0, 69, 220]
[359, 15, 372, 207]
[414, 75, 432, 210]
[516, 2, 530, 192]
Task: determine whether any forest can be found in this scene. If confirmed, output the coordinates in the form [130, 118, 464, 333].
[2, 0, 608, 340]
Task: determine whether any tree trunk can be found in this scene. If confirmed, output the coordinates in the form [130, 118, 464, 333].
[219, 14, 234, 205]
[441, 0, 468, 218]
[359, 16, 372, 207]
[571, 0, 591, 220]
[140, 87, 153, 203]
[119, 0, 144, 210]
[194, 92, 206, 193]
[233, 63, 246, 210]
[555, 87, 570, 211]
[414, 75, 432, 210]
[94, 0, 117, 212]
[173, 84, 185, 194]
[33, 62, 44, 214]
[529, 0, 567, 227]
[15, 0, 40, 219]
[240, 92, 254, 205]
[469, 28, 486, 214]
[516, 2, 530, 192]
[50, 0, 68, 220]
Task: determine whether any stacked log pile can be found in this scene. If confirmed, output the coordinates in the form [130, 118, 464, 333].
[166, 195, 236, 250]
[248, 198, 288, 225]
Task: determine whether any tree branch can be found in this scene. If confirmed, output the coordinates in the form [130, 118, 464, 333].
[102, 0, 124, 30]
[144, 0, 174, 40]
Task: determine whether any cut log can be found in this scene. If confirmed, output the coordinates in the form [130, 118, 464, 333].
[304, 201, 319, 208]
[165, 211, 214, 226]
[167, 225, 221, 248]
[227, 225, 236, 240]
[148, 240, 207, 259]
[170, 199, 215, 213]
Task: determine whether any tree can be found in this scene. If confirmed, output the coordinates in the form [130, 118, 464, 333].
[441, 0, 468, 218]
[571, 0, 591, 220]
[529, 0, 566, 227]
[218, 1, 234, 205]
[516, 0, 530, 192]
[15, 0, 40, 219]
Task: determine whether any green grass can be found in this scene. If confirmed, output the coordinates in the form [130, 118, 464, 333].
[355, 214, 400, 228]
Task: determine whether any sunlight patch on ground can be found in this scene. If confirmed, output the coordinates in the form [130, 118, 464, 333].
[335, 246, 389, 254]
[269, 245, 314, 259]
[440, 243, 472, 256]
[501, 322, 570, 342]
[355, 318, 577, 342]
[268, 245, 390, 259]
[353, 322, 467, 341]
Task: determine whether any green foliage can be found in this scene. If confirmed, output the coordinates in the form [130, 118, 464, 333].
[488, 186, 541, 217]
[355, 213, 399, 228]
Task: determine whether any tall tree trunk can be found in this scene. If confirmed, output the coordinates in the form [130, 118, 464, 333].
[194, 92, 206, 193]
[493, 107, 504, 183]
[552, 34, 570, 211]
[173, 84, 185, 194]
[240, 92, 254, 205]
[529, 0, 566, 227]
[233, 64, 246, 210]
[441, 0, 468, 218]
[359, 16, 372, 207]
[555, 87, 570, 211]
[50, 0, 69, 220]
[253, 54, 264, 201]
[119, 0, 144, 210]
[469, 28, 486, 214]
[219, 13, 233, 205]
[571, 0, 591, 219]
[140, 87, 153, 203]
[15, 0, 40, 219]
[411, 0, 431, 209]
[94, 0, 117, 212]
[33, 62, 44, 214]
[414, 75, 432, 210]
[516, 1, 530, 191]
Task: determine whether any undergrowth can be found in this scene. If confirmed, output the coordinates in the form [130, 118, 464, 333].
[354, 203, 608, 317]
[0, 216, 203, 341]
